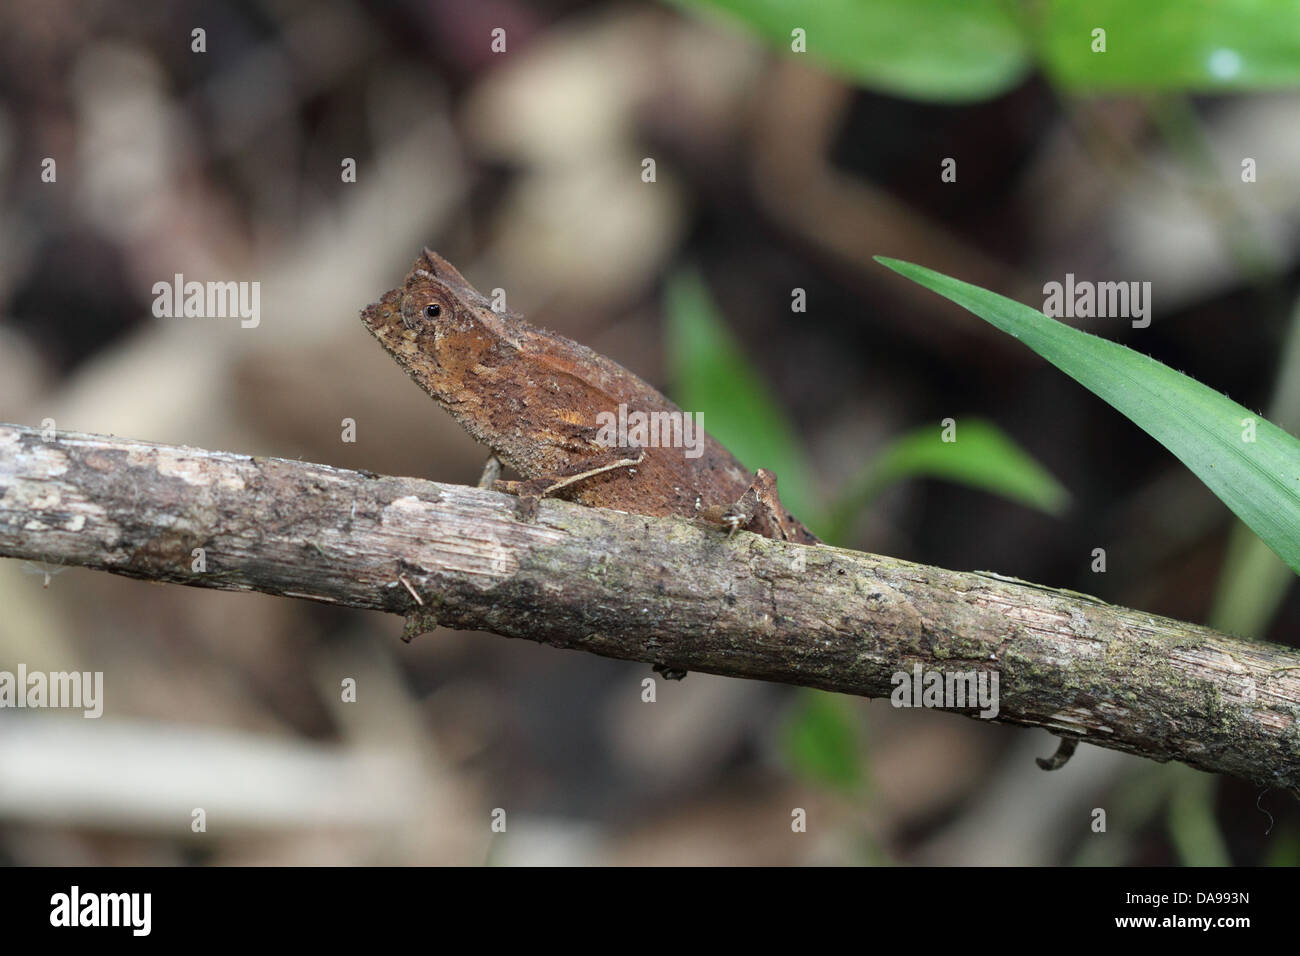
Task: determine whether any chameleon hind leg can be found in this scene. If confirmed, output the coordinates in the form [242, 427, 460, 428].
[700, 468, 820, 545]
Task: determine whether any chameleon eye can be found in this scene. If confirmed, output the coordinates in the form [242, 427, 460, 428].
[425, 303, 442, 319]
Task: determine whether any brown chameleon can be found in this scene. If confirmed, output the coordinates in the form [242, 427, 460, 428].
[360, 249, 819, 548]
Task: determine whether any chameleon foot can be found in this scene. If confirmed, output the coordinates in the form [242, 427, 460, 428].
[717, 468, 820, 545]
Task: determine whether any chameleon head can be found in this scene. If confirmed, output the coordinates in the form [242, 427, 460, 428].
[358, 248, 499, 396]
[360, 249, 481, 345]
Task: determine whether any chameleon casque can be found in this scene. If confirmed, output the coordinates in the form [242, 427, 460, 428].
[361, 249, 819, 550]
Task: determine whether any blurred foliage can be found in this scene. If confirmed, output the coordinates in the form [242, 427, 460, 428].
[665, 269, 1071, 546]
[1264, 825, 1300, 866]
[1211, 525, 1295, 635]
[671, 0, 1300, 101]
[669, 0, 1029, 102]
[665, 270, 815, 519]
[1035, 0, 1300, 93]
[780, 689, 867, 793]
[661, 0, 1300, 863]
[1167, 767, 1232, 866]
[1071, 763, 1175, 865]
[879, 258, 1300, 577]
[826, 418, 1069, 544]
[666, 269, 1075, 800]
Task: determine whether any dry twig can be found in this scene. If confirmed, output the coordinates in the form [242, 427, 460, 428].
[1, 423, 1297, 789]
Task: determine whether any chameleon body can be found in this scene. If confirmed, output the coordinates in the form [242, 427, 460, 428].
[360, 249, 818, 545]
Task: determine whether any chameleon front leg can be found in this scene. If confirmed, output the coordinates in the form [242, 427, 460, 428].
[495, 447, 647, 500]
[477, 454, 503, 489]
[492, 447, 648, 521]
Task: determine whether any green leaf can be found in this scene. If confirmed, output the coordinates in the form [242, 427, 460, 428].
[876, 256, 1300, 575]
[1264, 824, 1300, 867]
[781, 690, 866, 792]
[668, 0, 1030, 102]
[664, 270, 815, 520]
[1208, 522, 1294, 637]
[667, 0, 1300, 102]
[1037, 0, 1300, 93]
[1166, 767, 1231, 866]
[1210, 294, 1300, 636]
[826, 418, 1069, 544]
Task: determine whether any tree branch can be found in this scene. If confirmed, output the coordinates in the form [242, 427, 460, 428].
[2, 423, 1297, 789]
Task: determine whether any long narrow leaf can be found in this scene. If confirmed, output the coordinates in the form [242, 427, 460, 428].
[877, 257, 1300, 575]
[826, 418, 1069, 544]
[664, 270, 814, 520]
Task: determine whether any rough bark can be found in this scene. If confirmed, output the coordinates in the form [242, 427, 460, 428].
[1, 423, 1297, 790]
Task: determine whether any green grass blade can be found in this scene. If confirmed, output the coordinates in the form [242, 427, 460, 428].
[876, 257, 1300, 575]
[826, 418, 1069, 543]
[664, 270, 815, 520]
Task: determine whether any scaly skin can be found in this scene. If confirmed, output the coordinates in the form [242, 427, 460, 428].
[361, 249, 818, 545]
